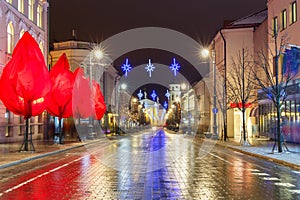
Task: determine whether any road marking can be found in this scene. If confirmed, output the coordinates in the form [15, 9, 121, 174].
[0, 155, 88, 195]
[252, 173, 270, 176]
[274, 183, 296, 187]
[289, 190, 300, 194]
[208, 152, 233, 165]
[248, 169, 260, 172]
[261, 177, 280, 181]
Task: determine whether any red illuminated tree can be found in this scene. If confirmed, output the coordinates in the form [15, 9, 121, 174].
[47, 53, 74, 144]
[0, 32, 51, 151]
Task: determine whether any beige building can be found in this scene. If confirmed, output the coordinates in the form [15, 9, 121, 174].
[0, 0, 48, 143]
[209, 0, 300, 142]
[49, 40, 119, 136]
[210, 9, 268, 140]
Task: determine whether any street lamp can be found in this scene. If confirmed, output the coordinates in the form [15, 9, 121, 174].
[202, 46, 218, 140]
[87, 46, 104, 139]
[117, 83, 127, 134]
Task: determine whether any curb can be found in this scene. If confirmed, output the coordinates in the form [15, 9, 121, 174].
[217, 142, 300, 170]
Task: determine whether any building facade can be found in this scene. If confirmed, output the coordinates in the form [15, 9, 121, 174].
[0, 0, 48, 143]
[49, 40, 119, 138]
[210, 9, 268, 140]
[209, 0, 300, 142]
[258, 0, 300, 142]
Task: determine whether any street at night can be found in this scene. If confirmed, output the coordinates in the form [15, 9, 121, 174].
[1, 129, 300, 199]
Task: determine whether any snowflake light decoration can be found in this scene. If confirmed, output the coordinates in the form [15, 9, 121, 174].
[169, 58, 180, 76]
[151, 90, 157, 101]
[165, 90, 170, 100]
[145, 59, 155, 77]
[137, 89, 143, 101]
[121, 58, 132, 77]
[163, 101, 168, 109]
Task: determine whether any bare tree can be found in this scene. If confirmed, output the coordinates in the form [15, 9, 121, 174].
[253, 33, 298, 152]
[227, 48, 257, 146]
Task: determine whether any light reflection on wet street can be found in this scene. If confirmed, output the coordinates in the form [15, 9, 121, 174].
[0, 128, 300, 199]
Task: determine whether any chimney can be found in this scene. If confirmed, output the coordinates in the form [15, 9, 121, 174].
[72, 29, 77, 40]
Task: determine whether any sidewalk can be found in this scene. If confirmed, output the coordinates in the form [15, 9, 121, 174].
[217, 137, 300, 170]
[0, 140, 90, 169]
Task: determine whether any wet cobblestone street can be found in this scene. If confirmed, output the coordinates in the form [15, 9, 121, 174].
[0, 128, 300, 199]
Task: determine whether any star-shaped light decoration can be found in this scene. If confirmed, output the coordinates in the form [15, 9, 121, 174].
[145, 59, 155, 77]
[169, 58, 180, 76]
[121, 58, 132, 77]
[151, 90, 157, 101]
[165, 90, 170, 100]
[137, 89, 143, 101]
[163, 101, 168, 109]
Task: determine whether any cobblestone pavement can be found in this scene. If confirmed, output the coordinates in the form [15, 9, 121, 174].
[0, 128, 300, 199]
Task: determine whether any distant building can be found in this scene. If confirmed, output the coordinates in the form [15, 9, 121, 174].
[0, 0, 48, 143]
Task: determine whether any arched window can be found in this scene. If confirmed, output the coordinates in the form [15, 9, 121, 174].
[37, 5, 42, 27]
[18, 0, 24, 13]
[7, 22, 14, 54]
[20, 29, 25, 38]
[28, 0, 34, 21]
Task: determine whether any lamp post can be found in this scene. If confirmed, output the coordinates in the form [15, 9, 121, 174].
[117, 83, 127, 134]
[87, 47, 104, 139]
[202, 47, 218, 139]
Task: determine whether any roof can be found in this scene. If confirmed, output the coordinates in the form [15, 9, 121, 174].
[225, 8, 267, 29]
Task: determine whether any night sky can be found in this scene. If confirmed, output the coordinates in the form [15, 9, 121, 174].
[50, 0, 267, 44]
[49, 0, 267, 102]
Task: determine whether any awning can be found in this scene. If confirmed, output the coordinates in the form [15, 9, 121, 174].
[250, 106, 259, 117]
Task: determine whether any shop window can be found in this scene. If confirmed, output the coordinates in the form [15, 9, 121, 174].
[19, 116, 24, 135]
[5, 109, 12, 137]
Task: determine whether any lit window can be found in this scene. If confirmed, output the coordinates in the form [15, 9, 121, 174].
[37, 5, 42, 27]
[39, 41, 44, 54]
[28, 0, 34, 21]
[272, 16, 278, 36]
[6, 0, 12, 4]
[18, 0, 24, 13]
[20, 29, 25, 38]
[290, 1, 297, 24]
[7, 22, 14, 54]
[281, 9, 287, 30]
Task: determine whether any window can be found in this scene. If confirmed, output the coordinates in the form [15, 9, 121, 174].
[281, 9, 287, 30]
[37, 5, 42, 27]
[7, 22, 14, 54]
[290, 1, 297, 24]
[272, 16, 278, 36]
[6, 0, 12, 4]
[18, 0, 24, 13]
[20, 29, 25, 38]
[28, 0, 34, 21]
[39, 41, 44, 54]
